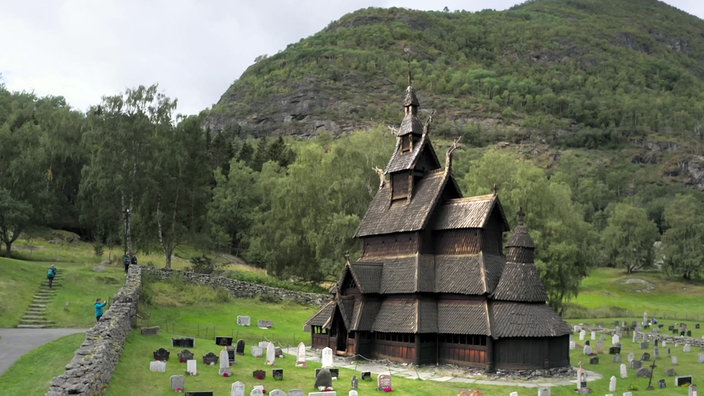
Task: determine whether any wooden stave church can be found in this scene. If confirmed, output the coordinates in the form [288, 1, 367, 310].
[306, 82, 571, 371]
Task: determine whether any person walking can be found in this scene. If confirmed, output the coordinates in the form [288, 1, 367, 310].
[47, 265, 57, 288]
[122, 254, 130, 273]
[94, 298, 108, 321]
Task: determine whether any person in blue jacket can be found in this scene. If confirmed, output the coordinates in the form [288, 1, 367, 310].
[47, 265, 57, 288]
[95, 298, 108, 321]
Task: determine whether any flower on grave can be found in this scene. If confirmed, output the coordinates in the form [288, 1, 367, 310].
[223, 372, 231, 377]
[175, 387, 183, 392]
[383, 387, 393, 392]
[256, 373, 264, 380]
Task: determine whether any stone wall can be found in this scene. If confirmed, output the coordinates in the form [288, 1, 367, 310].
[46, 266, 142, 396]
[141, 267, 329, 306]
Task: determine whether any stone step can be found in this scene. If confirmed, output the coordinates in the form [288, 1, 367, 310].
[29, 304, 47, 309]
[22, 312, 46, 317]
[16, 324, 54, 329]
[19, 319, 54, 325]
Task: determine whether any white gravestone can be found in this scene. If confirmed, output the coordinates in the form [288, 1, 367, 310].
[149, 360, 166, 372]
[620, 363, 628, 378]
[349, 391, 359, 396]
[231, 381, 245, 396]
[296, 341, 307, 367]
[627, 352, 634, 362]
[219, 349, 232, 376]
[623, 392, 633, 396]
[612, 334, 620, 345]
[510, 392, 518, 396]
[591, 331, 596, 340]
[309, 393, 337, 396]
[569, 340, 576, 350]
[321, 347, 334, 368]
[538, 388, 551, 396]
[609, 376, 617, 392]
[236, 315, 251, 326]
[266, 342, 276, 365]
[672, 356, 679, 365]
[170, 375, 185, 391]
[684, 344, 692, 353]
[251, 346, 263, 358]
[250, 388, 263, 396]
[268, 390, 285, 396]
[579, 329, 586, 340]
[698, 353, 704, 363]
[259, 341, 270, 348]
[186, 359, 197, 375]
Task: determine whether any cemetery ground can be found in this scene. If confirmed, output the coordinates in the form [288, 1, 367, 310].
[4, 234, 704, 395]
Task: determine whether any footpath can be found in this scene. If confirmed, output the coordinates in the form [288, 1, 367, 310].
[0, 328, 88, 376]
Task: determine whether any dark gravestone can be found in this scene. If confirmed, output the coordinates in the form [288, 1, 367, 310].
[172, 337, 195, 348]
[185, 392, 214, 396]
[226, 347, 235, 365]
[609, 346, 621, 355]
[253, 369, 266, 380]
[665, 368, 677, 377]
[676, 375, 693, 386]
[669, 325, 675, 331]
[659, 379, 667, 388]
[631, 360, 642, 369]
[315, 368, 339, 380]
[642, 352, 651, 361]
[275, 347, 284, 358]
[351, 375, 358, 390]
[236, 339, 245, 355]
[361, 371, 372, 381]
[641, 341, 649, 349]
[314, 368, 333, 390]
[202, 352, 218, 365]
[589, 356, 599, 365]
[272, 368, 284, 380]
[140, 326, 160, 335]
[636, 367, 651, 378]
[687, 330, 692, 337]
[215, 336, 233, 346]
[178, 349, 194, 363]
[697, 324, 701, 329]
[153, 348, 170, 361]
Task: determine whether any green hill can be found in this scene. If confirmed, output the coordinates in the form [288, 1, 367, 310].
[206, 0, 704, 153]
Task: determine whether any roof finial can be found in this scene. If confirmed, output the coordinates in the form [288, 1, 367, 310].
[492, 183, 498, 195]
[445, 136, 462, 170]
[404, 47, 413, 86]
[517, 206, 526, 226]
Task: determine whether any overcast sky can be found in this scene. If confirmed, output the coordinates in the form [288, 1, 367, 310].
[1, 0, 702, 116]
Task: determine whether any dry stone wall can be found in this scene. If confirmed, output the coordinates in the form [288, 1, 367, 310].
[141, 267, 328, 306]
[46, 265, 142, 396]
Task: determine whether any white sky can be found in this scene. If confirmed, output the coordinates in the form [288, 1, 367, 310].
[1, 0, 702, 116]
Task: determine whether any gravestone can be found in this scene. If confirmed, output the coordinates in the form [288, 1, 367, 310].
[687, 330, 692, 337]
[227, 347, 236, 365]
[236, 339, 245, 355]
[537, 388, 550, 396]
[609, 375, 616, 392]
[237, 315, 251, 326]
[258, 319, 273, 329]
[662, 340, 667, 347]
[295, 342, 307, 367]
[672, 356, 679, 365]
[351, 375, 358, 390]
[636, 367, 651, 378]
[266, 343, 276, 365]
[591, 331, 596, 340]
[349, 391, 358, 396]
[684, 344, 692, 353]
[203, 352, 218, 365]
[250, 388, 264, 396]
[579, 329, 586, 341]
[251, 346, 263, 358]
[698, 353, 704, 363]
[654, 345, 660, 359]
[630, 360, 642, 369]
[659, 379, 667, 388]
[609, 346, 621, 355]
[569, 340, 576, 350]
[627, 352, 635, 363]
[689, 384, 698, 396]
[186, 359, 197, 375]
[288, 390, 304, 396]
[216, 336, 234, 346]
[170, 375, 185, 391]
[642, 352, 651, 361]
[269, 390, 285, 396]
[583, 344, 592, 355]
[141, 326, 160, 335]
[253, 370, 266, 380]
[589, 356, 599, 364]
[219, 349, 232, 376]
[377, 374, 392, 391]
[620, 363, 627, 378]
[623, 392, 632, 396]
[315, 368, 333, 391]
[173, 337, 195, 348]
[665, 368, 677, 377]
[596, 340, 604, 354]
[613, 354, 622, 363]
[273, 369, 284, 380]
[509, 392, 518, 396]
[231, 381, 245, 396]
[153, 347, 170, 361]
[178, 349, 194, 362]
[361, 372, 372, 381]
[309, 393, 337, 396]
[676, 375, 693, 386]
[697, 324, 701, 329]
[641, 341, 649, 350]
[275, 347, 284, 358]
[149, 360, 166, 372]
[321, 347, 334, 368]
[185, 392, 213, 396]
[259, 341, 270, 349]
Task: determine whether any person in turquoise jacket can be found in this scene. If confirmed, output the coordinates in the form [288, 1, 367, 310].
[95, 298, 108, 321]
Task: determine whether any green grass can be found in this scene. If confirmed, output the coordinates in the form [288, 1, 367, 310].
[0, 333, 84, 395]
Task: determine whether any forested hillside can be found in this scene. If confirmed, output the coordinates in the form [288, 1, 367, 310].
[2, 0, 704, 314]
